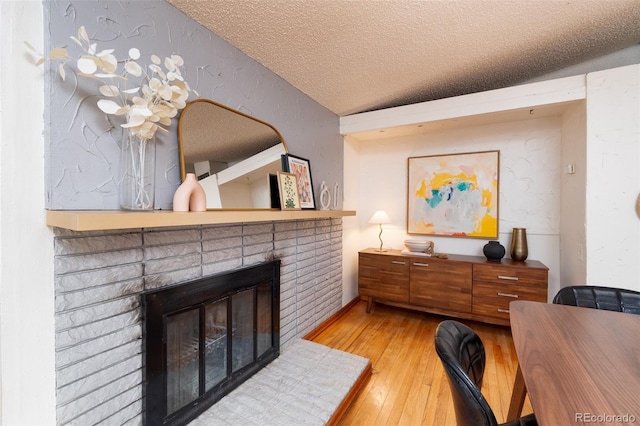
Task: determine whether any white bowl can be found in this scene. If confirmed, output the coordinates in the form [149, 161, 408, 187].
[404, 239, 432, 252]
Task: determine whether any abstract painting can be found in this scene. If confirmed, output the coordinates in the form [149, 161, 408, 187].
[407, 150, 499, 238]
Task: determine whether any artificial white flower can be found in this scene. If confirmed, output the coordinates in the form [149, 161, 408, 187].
[32, 26, 194, 141]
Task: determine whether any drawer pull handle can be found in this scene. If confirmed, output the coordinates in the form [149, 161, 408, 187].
[497, 292, 519, 298]
[497, 275, 519, 281]
[413, 262, 430, 267]
[391, 261, 406, 265]
[497, 308, 510, 313]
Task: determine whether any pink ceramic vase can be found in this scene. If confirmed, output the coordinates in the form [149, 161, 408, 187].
[173, 173, 206, 212]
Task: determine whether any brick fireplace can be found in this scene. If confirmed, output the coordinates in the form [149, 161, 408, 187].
[143, 260, 281, 425]
[53, 219, 343, 424]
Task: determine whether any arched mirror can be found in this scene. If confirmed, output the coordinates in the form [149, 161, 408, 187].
[178, 99, 288, 209]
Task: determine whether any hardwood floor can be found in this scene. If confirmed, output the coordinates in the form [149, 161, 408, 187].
[309, 299, 533, 426]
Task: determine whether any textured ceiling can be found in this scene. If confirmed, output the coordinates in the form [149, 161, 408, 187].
[168, 0, 640, 116]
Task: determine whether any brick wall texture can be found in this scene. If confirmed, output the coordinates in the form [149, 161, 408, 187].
[53, 219, 343, 425]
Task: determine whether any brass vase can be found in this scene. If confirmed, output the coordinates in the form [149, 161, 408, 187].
[510, 228, 528, 261]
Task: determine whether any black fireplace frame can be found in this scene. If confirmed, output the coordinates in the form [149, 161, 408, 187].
[142, 260, 281, 426]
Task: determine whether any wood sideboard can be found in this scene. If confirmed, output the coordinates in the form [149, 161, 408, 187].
[358, 248, 548, 326]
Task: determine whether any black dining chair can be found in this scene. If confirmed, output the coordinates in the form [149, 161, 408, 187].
[552, 285, 640, 314]
[434, 320, 537, 426]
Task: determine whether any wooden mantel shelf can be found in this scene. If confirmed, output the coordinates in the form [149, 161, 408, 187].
[46, 209, 357, 231]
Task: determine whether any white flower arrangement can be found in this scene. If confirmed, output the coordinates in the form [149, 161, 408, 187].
[28, 26, 197, 210]
[28, 26, 193, 141]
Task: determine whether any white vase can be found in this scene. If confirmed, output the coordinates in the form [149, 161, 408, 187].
[173, 173, 207, 212]
[120, 132, 155, 210]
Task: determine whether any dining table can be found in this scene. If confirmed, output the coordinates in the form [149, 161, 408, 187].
[507, 300, 640, 425]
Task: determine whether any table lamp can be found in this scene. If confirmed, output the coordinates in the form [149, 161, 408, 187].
[368, 210, 391, 252]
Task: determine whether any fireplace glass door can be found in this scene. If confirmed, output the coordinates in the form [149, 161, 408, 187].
[204, 298, 227, 392]
[166, 308, 200, 415]
[143, 261, 280, 426]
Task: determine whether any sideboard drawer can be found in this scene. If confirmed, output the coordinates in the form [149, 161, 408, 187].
[473, 264, 547, 288]
[472, 281, 547, 320]
[472, 297, 513, 321]
[359, 253, 409, 276]
[472, 281, 548, 301]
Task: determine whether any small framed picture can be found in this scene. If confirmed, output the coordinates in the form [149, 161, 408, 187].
[281, 154, 315, 209]
[276, 171, 301, 210]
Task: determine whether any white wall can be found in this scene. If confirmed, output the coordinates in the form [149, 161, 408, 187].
[0, 1, 56, 424]
[342, 135, 361, 304]
[346, 116, 563, 300]
[560, 101, 588, 286]
[585, 65, 640, 290]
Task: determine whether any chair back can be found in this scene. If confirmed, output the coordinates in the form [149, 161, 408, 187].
[553, 286, 640, 314]
[434, 320, 498, 426]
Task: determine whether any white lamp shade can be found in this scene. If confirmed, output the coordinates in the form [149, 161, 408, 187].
[368, 210, 391, 224]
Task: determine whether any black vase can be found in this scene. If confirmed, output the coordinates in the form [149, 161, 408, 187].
[483, 241, 505, 262]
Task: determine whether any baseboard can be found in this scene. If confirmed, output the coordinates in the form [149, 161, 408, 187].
[303, 296, 361, 341]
